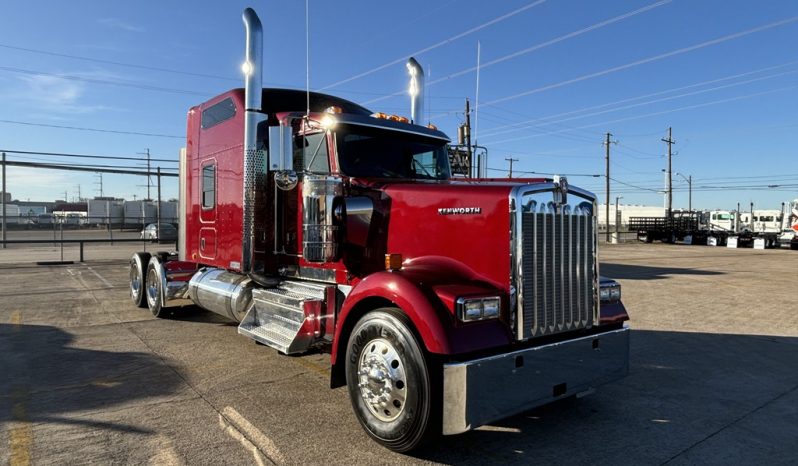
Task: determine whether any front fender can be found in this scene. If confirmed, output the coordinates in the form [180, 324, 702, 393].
[331, 271, 513, 366]
[332, 271, 452, 365]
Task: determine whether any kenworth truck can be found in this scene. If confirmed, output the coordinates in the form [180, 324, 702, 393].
[129, 8, 630, 452]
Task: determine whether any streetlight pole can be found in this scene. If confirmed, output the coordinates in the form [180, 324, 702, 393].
[676, 172, 692, 212]
[615, 195, 623, 242]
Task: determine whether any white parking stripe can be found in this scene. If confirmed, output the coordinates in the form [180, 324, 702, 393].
[87, 266, 114, 288]
[219, 406, 284, 465]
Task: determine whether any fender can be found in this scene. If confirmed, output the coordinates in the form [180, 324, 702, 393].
[331, 269, 513, 367]
[331, 271, 452, 366]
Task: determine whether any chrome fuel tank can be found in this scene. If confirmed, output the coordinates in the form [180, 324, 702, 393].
[188, 268, 254, 322]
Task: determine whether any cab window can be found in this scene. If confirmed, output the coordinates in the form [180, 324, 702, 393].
[202, 164, 215, 208]
[294, 132, 330, 174]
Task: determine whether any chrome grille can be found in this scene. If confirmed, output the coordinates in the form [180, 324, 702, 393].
[516, 192, 596, 340]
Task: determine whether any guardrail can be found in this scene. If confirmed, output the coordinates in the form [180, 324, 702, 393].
[0, 238, 177, 263]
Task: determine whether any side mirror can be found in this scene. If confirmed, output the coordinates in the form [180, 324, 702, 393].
[268, 124, 297, 190]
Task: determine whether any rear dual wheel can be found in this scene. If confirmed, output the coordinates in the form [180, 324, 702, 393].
[129, 253, 151, 308]
[129, 252, 168, 318]
[345, 308, 440, 453]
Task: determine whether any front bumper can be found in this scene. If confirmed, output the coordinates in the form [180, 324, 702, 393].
[442, 325, 630, 435]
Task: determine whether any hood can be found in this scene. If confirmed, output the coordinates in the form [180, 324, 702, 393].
[379, 181, 520, 290]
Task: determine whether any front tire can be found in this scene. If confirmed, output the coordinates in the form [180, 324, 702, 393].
[345, 308, 440, 452]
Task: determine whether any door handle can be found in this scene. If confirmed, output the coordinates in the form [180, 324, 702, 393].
[201, 238, 205, 250]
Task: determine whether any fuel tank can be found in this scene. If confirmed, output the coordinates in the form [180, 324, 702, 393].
[188, 268, 254, 322]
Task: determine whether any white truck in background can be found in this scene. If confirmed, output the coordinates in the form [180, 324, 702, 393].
[778, 199, 798, 249]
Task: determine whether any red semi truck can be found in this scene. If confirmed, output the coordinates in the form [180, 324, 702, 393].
[129, 8, 630, 452]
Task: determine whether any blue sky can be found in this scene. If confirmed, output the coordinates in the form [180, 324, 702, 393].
[0, 0, 796, 210]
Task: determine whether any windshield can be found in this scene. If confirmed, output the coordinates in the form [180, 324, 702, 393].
[335, 124, 450, 180]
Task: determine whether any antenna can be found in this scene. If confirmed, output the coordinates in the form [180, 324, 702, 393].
[305, 0, 310, 116]
[474, 41, 481, 146]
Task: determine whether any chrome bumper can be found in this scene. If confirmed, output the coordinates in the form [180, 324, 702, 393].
[442, 325, 630, 435]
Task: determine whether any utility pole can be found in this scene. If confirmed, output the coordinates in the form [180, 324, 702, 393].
[505, 157, 518, 178]
[75, 184, 82, 201]
[2, 152, 6, 249]
[94, 173, 103, 198]
[662, 127, 675, 219]
[464, 98, 473, 178]
[156, 167, 162, 239]
[138, 148, 152, 199]
[604, 132, 617, 243]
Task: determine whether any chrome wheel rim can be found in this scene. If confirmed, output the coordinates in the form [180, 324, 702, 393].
[130, 262, 141, 301]
[357, 338, 407, 422]
[146, 268, 159, 307]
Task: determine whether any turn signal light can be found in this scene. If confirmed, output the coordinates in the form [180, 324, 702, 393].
[372, 112, 389, 119]
[427, 123, 438, 130]
[385, 254, 403, 271]
[325, 105, 342, 114]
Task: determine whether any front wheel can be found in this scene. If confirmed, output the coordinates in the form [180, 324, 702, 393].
[345, 309, 440, 452]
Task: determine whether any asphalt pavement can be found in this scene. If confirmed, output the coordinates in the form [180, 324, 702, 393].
[1, 243, 796, 465]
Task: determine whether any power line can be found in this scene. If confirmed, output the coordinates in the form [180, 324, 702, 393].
[321, 0, 547, 90]
[487, 84, 798, 146]
[0, 42, 240, 82]
[364, 0, 672, 105]
[0, 66, 212, 97]
[480, 15, 798, 108]
[0, 149, 177, 163]
[0, 120, 183, 139]
[479, 64, 798, 140]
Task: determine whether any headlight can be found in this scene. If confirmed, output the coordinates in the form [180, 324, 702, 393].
[457, 296, 501, 322]
[599, 282, 621, 303]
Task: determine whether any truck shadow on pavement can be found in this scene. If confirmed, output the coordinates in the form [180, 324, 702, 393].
[600, 263, 724, 280]
[414, 329, 798, 465]
[0, 323, 183, 433]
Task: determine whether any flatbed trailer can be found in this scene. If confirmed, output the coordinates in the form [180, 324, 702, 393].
[628, 214, 700, 244]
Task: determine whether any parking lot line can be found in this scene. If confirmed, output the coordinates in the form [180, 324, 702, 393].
[86, 266, 114, 288]
[9, 387, 32, 466]
[10, 310, 22, 327]
[219, 406, 284, 465]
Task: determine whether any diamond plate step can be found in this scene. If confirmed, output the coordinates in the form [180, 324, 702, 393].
[238, 281, 327, 354]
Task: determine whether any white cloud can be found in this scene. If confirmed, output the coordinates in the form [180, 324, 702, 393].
[6, 167, 71, 201]
[97, 17, 145, 33]
[5, 70, 122, 117]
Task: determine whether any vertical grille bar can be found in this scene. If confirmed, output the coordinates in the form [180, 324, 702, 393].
[520, 198, 595, 340]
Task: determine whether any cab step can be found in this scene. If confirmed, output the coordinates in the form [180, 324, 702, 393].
[238, 281, 328, 355]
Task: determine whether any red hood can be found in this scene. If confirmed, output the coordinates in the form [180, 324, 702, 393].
[377, 180, 535, 291]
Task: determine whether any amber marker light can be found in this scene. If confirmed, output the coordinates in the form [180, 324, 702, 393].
[385, 254, 403, 271]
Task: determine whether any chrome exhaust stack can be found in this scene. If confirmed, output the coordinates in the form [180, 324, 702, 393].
[241, 7, 266, 273]
[407, 57, 424, 125]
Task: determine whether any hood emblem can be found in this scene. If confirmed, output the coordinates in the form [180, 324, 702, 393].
[553, 175, 568, 206]
[438, 207, 482, 215]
